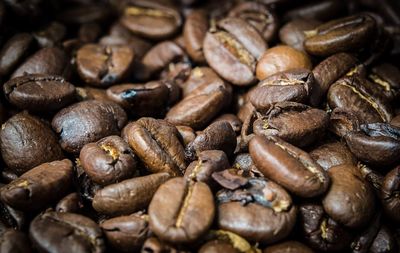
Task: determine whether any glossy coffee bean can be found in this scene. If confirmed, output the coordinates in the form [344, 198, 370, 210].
[0, 33, 34, 76]
[322, 164, 375, 228]
[256, 45, 312, 80]
[52, 100, 127, 154]
[76, 86, 111, 102]
[0, 112, 64, 175]
[310, 141, 357, 170]
[4, 74, 76, 113]
[369, 63, 400, 102]
[29, 211, 105, 253]
[263, 241, 314, 253]
[329, 108, 361, 138]
[176, 125, 196, 146]
[80, 135, 137, 186]
[183, 9, 208, 63]
[381, 167, 400, 223]
[204, 17, 267, 86]
[76, 44, 134, 87]
[93, 173, 170, 217]
[55, 192, 82, 213]
[279, 19, 320, 52]
[149, 177, 215, 244]
[217, 178, 297, 244]
[121, 0, 182, 40]
[122, 118, 186, 176]
[304, 14, 376, 56]
[0, 159, 72, 212]
[250, 135, 330, 197]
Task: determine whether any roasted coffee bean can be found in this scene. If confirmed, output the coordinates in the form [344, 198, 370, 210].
[250, 135, 330, 197]
[304, 14, 376, 56]
[228, 1, 279, 42]
[256, 45, 312, 80]
[183, 9, 208, 63]
[0, 33, 34, 76]
[322, 164, 375, 228]
[284, 0, 346, 22]
[199, 230, 259, 253]
[328, 75, 393, 124]
[204, 17, 267, 86]
[0, 159, 72, 212]
[11, 47, 70, 79]
[279, 19, 321, 52]
[149, 177, 215, 244]
[329, 108, 361, 138]
[76, 44, 134, 87]
[0, 196, 25, 230]
[0, 112, 64, 175]
[310, 141, 357, 170]
[249, 69, 314, 111]
[369, 225, 398, 253]
[52, 100, 127, 154]
[217, 178, 297, 244]
[212, 168, 249, 191]
[345, 123, 400, 166]
[140, 236, 182, 253]
[33, 22, 66, 48]
[121, 0, 182, 40]
[107, 81, 170, 118]
[101, 213, 149, 253]
[351, 212, 382, 253]
[4, 74, 76, 113]
[185, 121, 236, 161]
[93, 173, 170, 217]
[80, 135, 137, 186]
[176, 125, 196, 146]
[76, 86, 111, 102]
[29, 211, 105, 253]
[368, 63, 400, 102]
[75, 164, 102, 206]
[55, 192, 82, 213]
[232, 153, 260, 176]
[359, 163, 384, 195]
[253, 102, 329, 147]
[263, 241, 314, 253]
[0, 229, 31, 253]
[381, 167, 400, 223]
[184, 150, 230, 186]
[122, 118, 186, 175]
[310, 53, 358, 106]
[299, 203, 353, 252]
[166, 67, 232, 129]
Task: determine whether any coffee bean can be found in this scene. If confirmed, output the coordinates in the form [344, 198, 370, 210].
[33, 22, 66, 48]
[52, 100, 127, 154]
[351, 212, 382, 253]
[149, 177, 215, 244]
[55, 192, 82, 213]
[4, 74, 76, 113]
[76, 44, 134, 87]
[263, 241, 314, 253]
[0, 229, 31, 253]
[329, 108, 361, 138]
[0, 112, 64, 175]
[199, 230, 258, 253]
[29, 211, 105, 253]
[93, 173, 170, 216]
[380, 167, 400, 223]
[368, 63, 400, 102]
[284, 0, 346, 22]
[122, 117, 186, 176]
[183, 9, 208, 63]
[80, 135, 137, 186]
[250, 135, 330, 197]
[279, 19, 320, 52]
[0, 33, 34, 76]
[369, 225, 398, 253]
[0, 159, 73, 212]
[310, 141, 357, 170]
[176, 125, 196, 146]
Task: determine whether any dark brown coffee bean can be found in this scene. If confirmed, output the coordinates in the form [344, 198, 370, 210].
[0, 159, 73, 212]
[76, 86, 111, 102]
[55, 192, 82, 213]
[0, 112, 64, 175]
[199, 230, 258, 253]
[304, 14, 376, 56]
[140, 236, 181, 253]
[299, 203, 353, 252]
[122, 118, 186, 176]
[253, 102, 329, 147]
[0, 195, 26, 230]
[33, 22, 66, 48]
[121, 1, 182, 40]
[101, 213, 149, 253]
[256, 45, 312, 80]
[368, 63, 400, 102]
[217, 178, 297, 244]
[284, 0, 346, 22]
[93, 173, 170, 216]
[263, 241, 314, 253]
[310, 53, 358, 106]
[176, 125, 196, 146]
[0, 229, 32, 253]
[107, 81, 169, 118]
[228, 1, 279, 42]
[359, 164, 384, 195]
[345, 123, 400, 166]
[381, 167, 400, 223]
[329, 108, 361, 138]
[76, 44, 134, 87]
[249, 69, 314, 112]
[322, 164, 375, 228]
[0, 33, 34, 76]
[279, 19, 321, 52]
[52, 100, 127, 154]
[149, 177, 215, 244]
[80, 135, 137, 186]
[4, 74, 76, 113]
[204, 17, 267, 86]
[310, 141, 357, 170]
[250, 135, 330, 197]
[369, 225, 398, 253]
[29, 211, 105, 253]
[183, 9, 208, 63]
[11, 47, 70, 79]
[185, 121, 237, 162]
[212, 168, 249, 191]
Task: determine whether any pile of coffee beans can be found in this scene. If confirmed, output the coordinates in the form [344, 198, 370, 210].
[0, 0, 400, 252]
